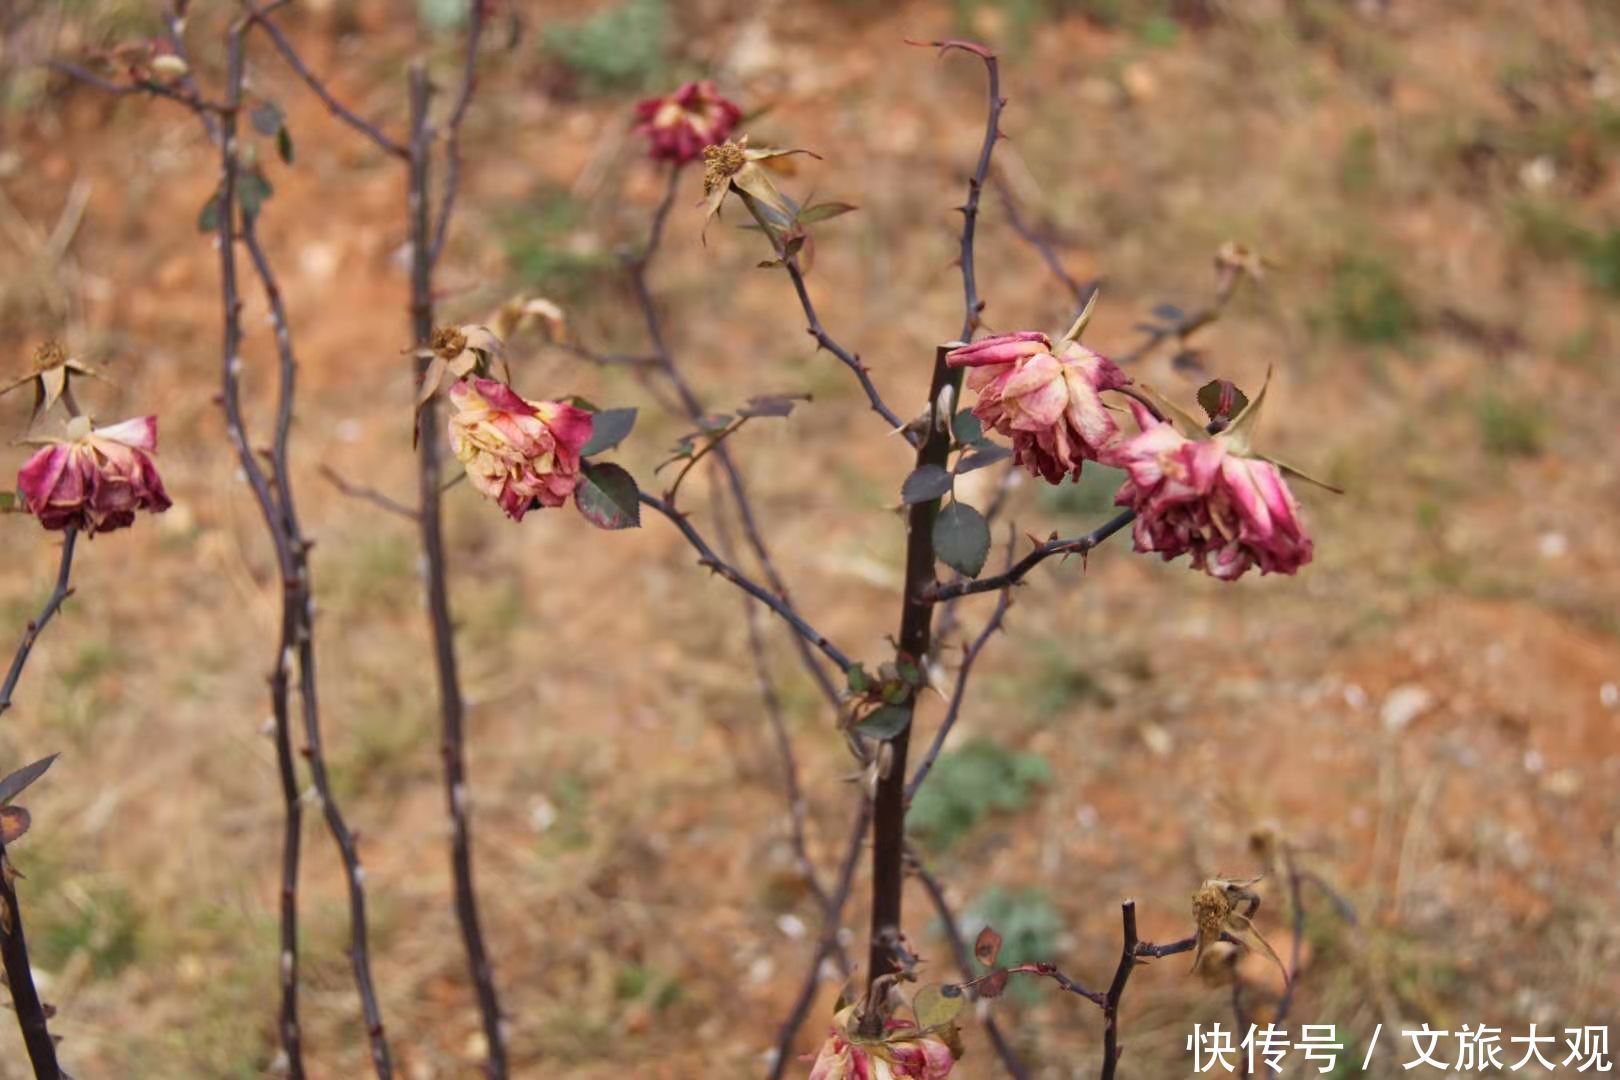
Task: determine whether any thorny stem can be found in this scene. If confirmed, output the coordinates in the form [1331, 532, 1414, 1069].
[947, 41, 1003, 342]
[0, 532, 74, 1080]
[219, 21, 392, 1078]
[909, 852, 1028, 1079]
[781, 255, 913, 443]
[428, 0, 484, 267]
[904, 542, 1014, 804]
[638, 494, 854, 673]
[409, 63, 508, 1080]
[767, 799, 872, 1080]
[925, 509, 1136, 603]
[0, 530, 77, 720]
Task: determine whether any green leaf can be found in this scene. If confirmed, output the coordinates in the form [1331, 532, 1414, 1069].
[250, 100, 285, 136]
[574, 462, 641, 530]
[579, 407, 637, 457]
[855, 704, 911, 740]
[956, 445, 1012, 475]
[276, 125, 296, 165]
[239, 171, 274, 220]
[914, 984, 965, 1031]
[797, 201, 858, 225]
[933, 501, 990, 578]
[739, 393, 810, 419]
[197, 192, 221, 233]
[951, 410, 983, 446]
[901, 464, 953, 505]
[846, 664, 872, 694]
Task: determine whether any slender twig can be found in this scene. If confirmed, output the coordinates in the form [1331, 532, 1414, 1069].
[409, 64, 508, 1080]
[905, 548, 1013, 805]
[937, 40, 1004, 342]
[625, 164, 841, 708]
[318, 465, 419, 521]
[218, 23, 390, 1076]
[239, 218, 311, 1080]
[243, 3, 407, 159]
[428, 0, 485, 267]
[909, 853, 1028, 1080]
[994, 176, 1096, 314]
[767, 799, 871, 1080]
[781, 256, 913, 442]
[925, 510, 1135, 603]
[639, 494, 853, 673]
[0, 530, 77, 720]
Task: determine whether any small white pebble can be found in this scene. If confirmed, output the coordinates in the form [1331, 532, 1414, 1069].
[1343, 683, 1368, 710]
[1600, 682, 1618, 710]
[776, 913, 807, 940]
[1538, 532, 1568, 559]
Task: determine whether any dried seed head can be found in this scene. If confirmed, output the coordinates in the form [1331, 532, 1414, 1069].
[1193, 882, 1231, 938]
[430, 326, 468, 360]
[33, 340, 67, 372]
[702, 142, 746, 195]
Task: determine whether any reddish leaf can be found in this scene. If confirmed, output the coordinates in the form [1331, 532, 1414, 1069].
[978, 969, 1010, 999]
[0, 806, 30, 845]
[975, 925, 1003, 967]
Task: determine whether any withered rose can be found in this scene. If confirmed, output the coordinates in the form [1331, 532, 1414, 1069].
[806, 1005, 956, 1080]
[446, 378, 593, 522]
[946, 329, 1128, 484]
[633, 80, 742, 165]
[1106, 398, 1314, 580]
[16, 415, 172, 535]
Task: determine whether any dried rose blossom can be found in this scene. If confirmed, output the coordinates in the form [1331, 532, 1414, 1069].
[446, 378, 593, 521]
[16, 415, 172, 535]
[633, 80, 742, 165]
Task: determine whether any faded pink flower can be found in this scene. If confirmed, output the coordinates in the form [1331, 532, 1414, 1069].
[16, 415, 171, 535]
[634, 80, 742, 165]
[1106, 399, 1312, 579]
[447, 377, 593, 521]
[946, 331, 1128, 484]
[806, 1006, 956, 1080]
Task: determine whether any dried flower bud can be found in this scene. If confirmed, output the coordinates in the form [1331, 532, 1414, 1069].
[807, 1004, 957, 1080]
[446, 378, 593, 521]
[16, 415, 172, 535]
[633, 80, 742, 165]
[946, 330, 1128, 484]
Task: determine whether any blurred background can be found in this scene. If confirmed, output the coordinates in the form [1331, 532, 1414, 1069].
[1, 0, 1618, 1076]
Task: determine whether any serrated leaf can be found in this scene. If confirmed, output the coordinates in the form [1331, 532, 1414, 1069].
[0, 754, 58, 805]
[974, 925, 1003, 967]
[901, 464, 953, 505]
[250, 100, 285, 136]
[1196, 379, 1249, 422]
[933, 501, 990, 578]
[276, 125, 295, 165]
[579, 407, 637, 457]
[797, 201, 858, 225]
[914, 984, 964, 1030]
[0, 806, 29, 845]
[198, 192, 221, 233]
[951, 410, 983, 446]
[574, 462, 641, 530]
[854, 704, 910, 740]
[955, 445, 1011, 475]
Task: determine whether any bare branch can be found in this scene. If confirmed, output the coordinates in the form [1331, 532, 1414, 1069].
[0, 530, 77, 720]
[428, 0, 486, 267]
[319, 465, 419, 521]
[925, 509, 1136, 603]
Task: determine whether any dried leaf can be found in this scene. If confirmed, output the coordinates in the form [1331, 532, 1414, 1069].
[738, 393, 810, 419]
[913, 983, 964, 1031]
[0, 754, 58, 806]
[974, 925, 1003, 968]
[0, 807, 29, 845]
[573, 462, 641, 530]
[797, 201, 858, 225]
[977, 969, 1010, 999]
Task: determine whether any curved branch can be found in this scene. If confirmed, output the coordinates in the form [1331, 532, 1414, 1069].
[639, 494, 854, 673]
[428, 0, 485, 266]
[0, 530, 77, 720]
[925, 510, 1135, 603]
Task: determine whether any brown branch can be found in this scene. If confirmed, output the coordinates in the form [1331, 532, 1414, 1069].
[0, 530, 77, 721]
[767, 798, 871, 1080]
[244, 3, 408, 159]
[638, 493, 854, 673]
[408, 64, 507, 1080]
[936, 39, 1004, 342]
[318, 465, 419, 521]
[994, 177, 1097, 316]
[428, 0, 485, 268]
[909, 852, 1028, 1080]
[925, 509, 1136, 603]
